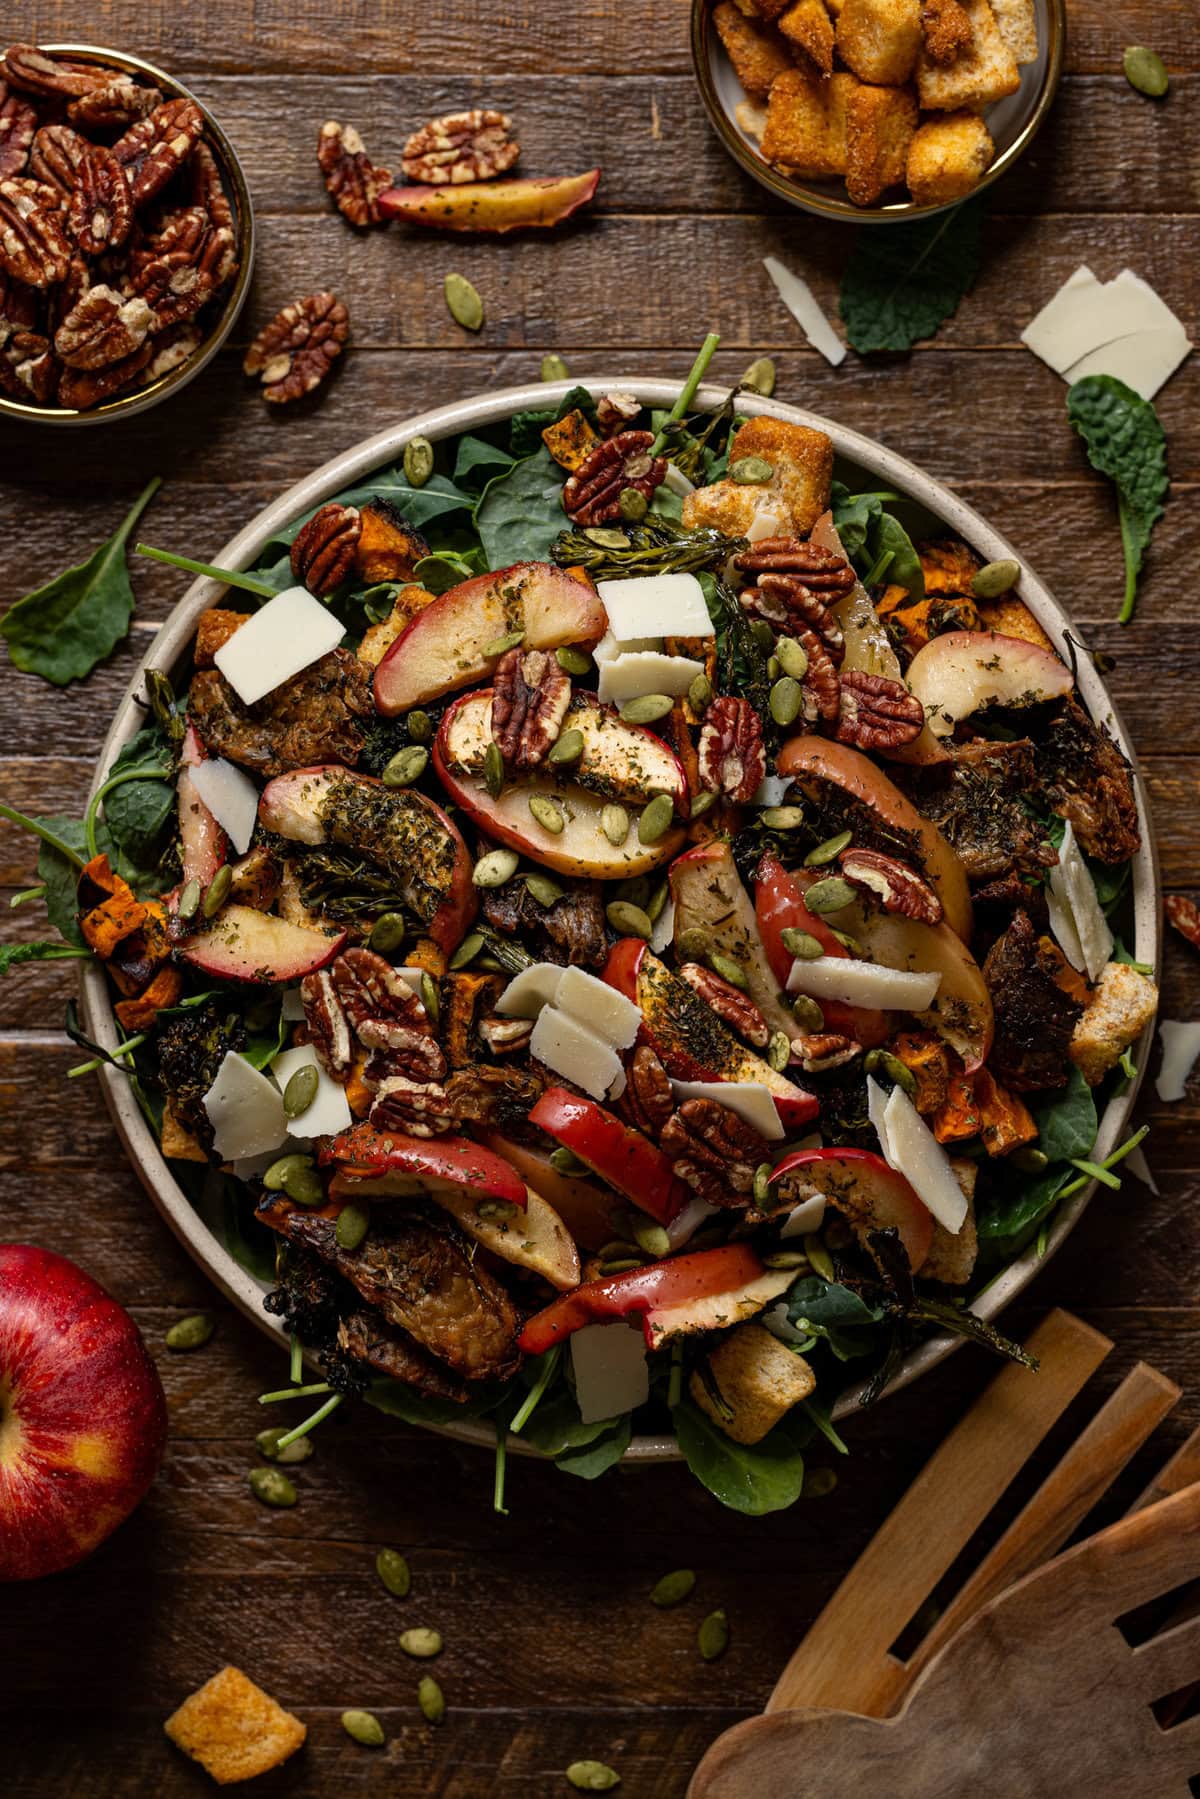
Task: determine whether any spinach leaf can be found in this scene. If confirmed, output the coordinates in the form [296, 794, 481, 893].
[0, 940, 91, 975]
[508, 385, 598, 457]
[475, 447, 567, 566]
[263, 470, 474, 551]
[1031, 1065, 1097, 1164]
[365, 1376, 505, 1427]
[555, 1414, 633, 1479]
[829, 483, 923, 597]
[99, 727, 175, 875]
[871, 511, 924, 599]
[412, 549, 485, 594]
[241, 997, 287, 1072]
[453, 434, 516, 489]
[977, 1164, 1069, 1252]
[840, 199, 982, 355]
[0, 477, 160, 685]
[32, 814, 95, 943]
[672, 1398, 807, 1515]
[785, 1277, 886, 1361]
[516, 1384, 615, 1457]
[1067, 376, 1167, 625]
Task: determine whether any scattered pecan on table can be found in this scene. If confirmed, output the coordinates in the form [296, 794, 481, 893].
[242, 290, 349, 405]
[1166, 895, 1200, 953]
[561, 430, 668, 527]
[316, 119, 392, 227]
[490, 646, 572, 769]
[400, 109, 519, 185]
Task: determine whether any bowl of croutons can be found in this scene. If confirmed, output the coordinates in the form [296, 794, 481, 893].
[693, 0, 1065, 218]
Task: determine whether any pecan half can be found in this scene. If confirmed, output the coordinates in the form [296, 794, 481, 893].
[300, 967, 354, 1077]
[57, 339, 152, 409]
[0, 85, 36, 179]
[562, 430, 667, 527]
[698, 696, 766, 805]
[0, 328, 58, 403]
[0, 266, 38, 330]
[132, 210, 233, 329]
[836, 670, 925, 750]
[736, 536, 856, 592]
[291, 502, 362, 596]
[68, 144, 134, 257]
[839, 847, 942, 924]
[2, 46, 112, 99]
[735, 537, 853, 659]
[141, 322, 202, 384]
[0, 175, 71, 287]
[112, 98, 204, 207]
[491, 647, 572, 769]
[661, 1097, 770, 1207]
[793, 1031, 860, 1073]
[1166, 893, 1200, 953]
[243, 290, 349, 404]
[333, 948, 447, 1080]
[596, 391, 641, 436]
[188, 139, 233, 236]
[55, 283, 154, 369]
[68, 73, 162, 130]
[401, 109, 519, 185]
[794, 625, 841, 723]
[29, 123, 87, 195]
[317, 120, 392, 227]
[678, 962, 770, 1047]
[742, 575, 846, 664]
[617, 1044, 674, 1137]
[369, 1074, 455, 1136]
[478, 1015, 535, 1056]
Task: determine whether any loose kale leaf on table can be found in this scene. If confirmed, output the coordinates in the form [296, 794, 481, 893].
[1067, 374, 1168, 624]
[839, 199, 983, 355]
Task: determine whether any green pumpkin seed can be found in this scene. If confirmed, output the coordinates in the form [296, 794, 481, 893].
[341, 1709, 385, 1747]
[165, 1312, 213, 1352]
[282, 1064, 319, 1119]
[709, 952, 747, 990]
[618, 487, 648, 523]
[698, 1609, 729, 1661]
[600, 803, 629, 846]
[417, 1675, 446, 1724]
[631, 1217, 671, 1258]
[448, 931, 484, 971]
[619, 693, 674, 725]
[557, 644, 592, 675]
[775, 636, 809, 681]
[407, 709, 433, 743]
[473, 848, 520, 888]
[804, 830, 852, 867]
[202, 863, 232, 918]
[257, 1425, 314, 1464]
[249, 1466, 297, 1508]
[739, 356, 776, 398]
[970, 557, 1021, 599]
[598, 1256, 644, 1276]
[767, 1030, 791, 1073]
[177, 876, 201, 921]
[804, 1232, 835, 1280]
[651, 1568, 696, 1608]
[762, 1248, 807, 1270]
[781, 926, 823, 959]
[1011, 1145, 1049, 1173]
[484, 741, 505, 798]
[829, 928, 861, 955]
[399, 1628, 443, 1659]
[263, 1152, 312, 1192]
[525, 872, 565, 908]
[760, 807, 806, 831]
[541, 352, 570, 381]
[676, 926, 712, 961]
[730, 456, 773, 485]
[791, 993, 825, 1032]
[688, 672, 713, 713]
[597, 1238, 639, 1262]
[282, 1162, 325, 1207]
[566, 1762, 621, 1793]
[420, 971, 440, 1023]
[638, 793, 675, 845]
[1123, 44, 1169, 97]
[644, 879, 669, 925]
[548, 728, 585, 769]
[862, 1048, 916, 1094]
[444, 271, 484, 331]
[689, 789, 717, 818]
[549, 1145, 587, 1177]
[752, 1162, 772, 1205]
[584, 527, 630, 550]
[750, 619, 775, 653]
[368, 911, 407, 956]
[376, 1547, 412, 1597]
[528, 793, 566, 834]
[382, 745, 429, 788]
[615, 875, 650, 909]
[803, 875, 854, 914]
[803, 1465, 838, 1498]
[606, 899, 653, 939]
[767, 656, 781, 682]
[335, 1203, 370, 1251]
[483, 628, 525, 659]
[769, 676, 803, 727]
[404, 436, 435, 488]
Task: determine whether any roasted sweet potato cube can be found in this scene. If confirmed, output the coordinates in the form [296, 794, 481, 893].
[541, 407, 599, 472]
[845, 82, 918, 204]
[194, 608, 250, 670]
[990, 0, 1038, 63]
[115, 964, 184, 1033]
[443, 971, 507, 1066]
[974, 1065, 1037, 1155]
[836, 0, 923, 85]
[778, 0, 836, 75]
[885, 595, 933, 657]
[932, 1069, 981, 1143]
[161, 1100, 207, 1163]
[344, 1049, 374, 1118]
[917, 0, 1020, 109]
[906, 109, 994, 204]
[357, 585, 438, 668]
[761, 67, 858, 177]
[714, 0, 796, 98]
[353, 497, 430, 585]
[976, 595, 1055, 653]
[919, 535, 981, 597]
[890, 1031, 951, 1114]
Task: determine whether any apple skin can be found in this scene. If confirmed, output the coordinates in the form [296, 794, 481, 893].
[378, 169, 601, 234]
[177, 722, 226, 888]
[768, 1148, 934, 1273]
[0, 1244, 167, 1582]
[753, 851, 889, 1049]
[178, 903, 346, 985]
[905, 630, 1073, 739]
[320, 1123, 528, 1205]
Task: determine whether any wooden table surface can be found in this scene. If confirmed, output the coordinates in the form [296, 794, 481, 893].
[2, 2, 1198, 1793]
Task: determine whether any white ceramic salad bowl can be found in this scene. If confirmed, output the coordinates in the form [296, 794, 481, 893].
[79, 377, 1161, 1462]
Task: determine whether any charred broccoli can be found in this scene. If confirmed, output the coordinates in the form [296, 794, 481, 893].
[155, 1001, 246, 1141]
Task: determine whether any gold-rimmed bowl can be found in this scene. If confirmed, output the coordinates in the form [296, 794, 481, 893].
[0, 43, 254, 426]
[691, 0, 1066, 223]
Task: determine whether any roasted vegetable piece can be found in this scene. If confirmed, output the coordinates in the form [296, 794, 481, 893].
[377, 169, 600, 234]
[320, 1122, 528, 1204]
[354, 498, 429, 585]
[518, 1243, 773, 1353]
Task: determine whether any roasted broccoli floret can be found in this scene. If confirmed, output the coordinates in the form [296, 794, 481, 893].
[155, 1001, 246, 1140]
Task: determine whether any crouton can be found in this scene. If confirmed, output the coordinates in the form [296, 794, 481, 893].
[919, 1161, 978, 1285]
[845, 82, 919, 204]
[353, 497, 429, 586]
[916, 0, 1020, 109]
[921, 0, 973, 64]
[906, 110, 994, 204]
[164, 1665, 306, 1785]
[975, 594, 1055, 653]
[690, 1322, 816, 1444]
[357, 584, 438, 668]
[682, 414, 834, 539]
[919, 535, 980, 596]
[779, 0, 837, 74]
[741, 0, 794, 23]
[973, 1066, 1037, 1155]
[542, 407, 599, 472]
[761, 67, 858, 177]
[836, 0, 923, 86]
[989, 0, 1038, 63]
[736, 97, 769, 141]
[193, 608, 250, 670]
[715, 0, 796, 98]
[1070, 962, 1159, 1087]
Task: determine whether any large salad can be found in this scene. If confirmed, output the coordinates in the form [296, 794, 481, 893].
[8, 348, 1159, 1513]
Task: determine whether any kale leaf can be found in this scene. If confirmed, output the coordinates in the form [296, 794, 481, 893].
[839, 199, 982, 355]
[1067, 375, 1168, 624]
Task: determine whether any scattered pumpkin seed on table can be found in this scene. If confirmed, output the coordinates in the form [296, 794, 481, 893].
[739, 356, 776, 397]
[249, 1467, 297, 1508]
[1123, 45, 1169, 97]
[376, 1547, 412, 1597]
[541, 352, 570, 381]
[256, 1425, 313, 1464]
[165, 1313, 213, 1352]
[566, 1761, 621, 1792]
[444, 272, 484, 331]
[803, 1467, 838, 1498]
[341, 1709, 385, 1747]
[417, 1675, 446, 1724]
[650, 1568, 696, 1608]
[698, 1608, 730, 1661]
[400, 1627, 443, 1659]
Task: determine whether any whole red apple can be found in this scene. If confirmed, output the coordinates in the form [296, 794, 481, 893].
[0, 1244, 167, 1581]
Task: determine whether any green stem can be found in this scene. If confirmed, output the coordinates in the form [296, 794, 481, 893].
[68, 1030, 147, 1079]
[136, 542, 278, 598]
[509, 1346, 561, 1435]
[1057, 1124, 1150, 1200]
[10, 884, 46, 909]
[1116, 493, 1139, 626]
[861, 548, 895, 589]
[0, 802, 86, 869]
[84, 760, 172, 861]
[493, 1421, 510, 1517]
[274, 1391, 343, 1451]
[650, 334, 721, 455]
[1068, 1157, 1122, 1191]
[258, 1380, 333, 1405]
[289, 1333, 303, 1384]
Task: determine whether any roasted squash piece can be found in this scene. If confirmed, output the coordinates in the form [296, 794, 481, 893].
[353, 497, 430, 585]
[932, 1068, 981, 1143]
[890, 1031, 951, 1114]
[919, 536, 980, 597]
[542, 408, 599, 472]
[973, 1065, 1037, 1156]
[976, 595, 1055, 654]
[78, 855, 146, 960]
[115, 964, 184, 1032]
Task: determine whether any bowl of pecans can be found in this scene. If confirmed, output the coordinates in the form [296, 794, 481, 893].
[0, 41, 253, 423]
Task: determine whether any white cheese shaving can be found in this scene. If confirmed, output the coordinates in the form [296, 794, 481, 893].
[529, 1005, 623, 1100]
[203, 1050, 288, 1162]
[281, 987, 306, 1022]
[592, 627, 660, 666]
[649, 895, 675, 956]
[495, 962, 565, 1018]
[1021, 265, 1192, 401]
[270, 1043, 353, 1141]
[660, 463, 696, 498]
[1047, 822, 1113, 983]
[666, 1195, 719, 1249]
[763, 256, 846, 368]
[1156, 1020, 1200, 1103]
[866, 1072, 892, 1155]
[394, 966, 427, 1000]
[570, 1322, 649, 1423]
[882, 1083, 967, 1235]
[750, 774, 791, 808]
[746, 506, 789, 544]
[187, 756, 260, 856]
[596, 650, 706, 705]
[670, 1079, 784, 1141]
[1124, 1144, 1158, 1195]
[555, 966, 642, 1049]
[787, 955, 941, 1011]
[213, 586, 344, 707]
[596, 572, 714, 641]
[779, 1194, 827, 1238]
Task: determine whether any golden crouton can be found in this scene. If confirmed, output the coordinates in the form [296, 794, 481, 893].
[736, 97, 769, 141]
[845, 82, 918, 204]
[975, 594, 1055, 653]
[714, 1, 796, 99]
[1070, 962, 1159, 1088]
[917, 0, 1020, 109]
[681, 415, 835, 539]
[836, 0, 923, 86]
[690, 1321, 816, 1444]
[761, 67, 857, 176]
[164, 1665, 306, 1785]
[778, 0, 836, 74]
[921, 0, 973, 64]
[906, 110, 995, 204]
[989, 0, 1038, 63]
[161, 1099, 208, 1163]
[740, 0, 794, 22]
[193, 608, 250, 670]
[357, 585, 438, 668]
[919, 1161, 978, 1285]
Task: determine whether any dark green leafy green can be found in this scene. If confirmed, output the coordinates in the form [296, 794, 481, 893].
[474, 447, 567, 566]
[698, 572, 772, 720]
[1031, 1065, 1097, 1165]
[840, 200, 982, 355]
[508, 385, 598, 457]
[672, 1399, 807, 1515]
[242, 996, 287, 1071]
[453, 434, 516, 489]
[365, 1377, 504, 1427]
[516, 1384, 615, 1457]
[28, 813, 92, 943]
[829, 483, 923, 598]
[264, 470, 474, 551]
[0, 940, 90, 975]
[784, 1277, 886, 1361]
[412, 548, 486, 594]
[554, 1414, 633, 1479]
[1067, 376, 1168, 624]
[96, 727, 176, 875]
[978, 1068, 1098, 1254]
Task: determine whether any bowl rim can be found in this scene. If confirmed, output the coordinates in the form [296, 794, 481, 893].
[689, 0, 1067, 224]
[78, 375, 1160, 1463]
[0, 42, 255, 427]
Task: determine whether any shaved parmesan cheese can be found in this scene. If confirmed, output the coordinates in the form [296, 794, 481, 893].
[1156, 1020, 1200, 1103]
[496, 962, 565, 1018]
[1048, 823, 1112, 982]
[596, 572, 714, 642]
[271, 1042, 353, 1141]
[746, 506, 789, 544]
[666, 1195, 719, 1249]
[763, 256, 846, 368]
[570, 1322, 649, 1423]
[556, 966, 641, 1049]
[650, 895, 675, 956]
[593, 627, 660, 666]
[882, 1084, 967, 1234]
[779, 1194, 827, 1238]
[188, 756, 260, 855]
[530, 1005, 623, 1100]
[395, 966, 427, 1000]
[213, 586, 344, 707]
[1022, 265, 1192, 401]
[670, 1079, 784, 1141]
[1124, 1144, 1159, 1195]
[203, 1050, 288, 1161]
[281, 987, 306, 1022]
[660, 463, 696, 498]
[762, 1301, 810, 1345]
[751, 775, 791, 808]
[866, 1072, 891, 1155]
[597, 650, 706, 705]
[787, 955, 941, 1011]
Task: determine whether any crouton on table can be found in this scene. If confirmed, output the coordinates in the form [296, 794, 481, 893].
[714, 0, 795, 100]
[164, 1665, 306, 1785]
[906, 109, 994, 204]
[1070, 962, 1159, 1087]
[690, 1321, 816, 1444]
[917, 0, 1020, 109]
[846, 81, 919, 204]
[761, 67, 858, 176]
[779, 0, 837, 74]
[681, 414, 835, 539]
[836, 0, 924, 86]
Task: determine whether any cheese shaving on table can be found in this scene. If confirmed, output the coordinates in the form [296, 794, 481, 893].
[1155, 1020, 1200, 1103]
[763, 257, 846, 368]
[1021, 265, 1192, 401]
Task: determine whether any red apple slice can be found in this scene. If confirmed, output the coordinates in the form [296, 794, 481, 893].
[905, 630, 1073, 738]
[178, 904, 344, 984]
[851, 906, 993, 1072]
[484, 1132, 627, 1252]
[177, 721, 226, 888]
[768, 1147, 934, 1273]
[754, 852, 889, 1048]
[440, 690, 687, 810]
[529, 1087, 689, 1225]
[669, 840, 798, 1043]
[374, 562, 605, 715]
[258, 765, 475, 952]
[378, 169, 600, 234]
[321, 1123, 528, 1205]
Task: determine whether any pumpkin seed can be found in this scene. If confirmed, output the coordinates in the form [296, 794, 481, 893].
[803, 1466, 838, 1498]
[369, 911, 407, 956]
[541, 352, 570, 381]
[750, 619, 775, 653]
[650, 1568, 696, 1608]
[376, 1547, 411, 1597]
[775, 636, 809, 681]
[1012, 1145, 1049, 1173]
[382, 745, 429, 788]
[448, 930, 484, 970]
[584, 527, 630, 550]
[566, 1762, 621, 1792]
[417, 1675, 446, 1724]
[282, 1064, 319, 1119]
[767, 1030, 791, 1072]
[483, 628, 525, 659]
[557, 644, 592, 675]
[762, 1248, 807, 1270]
[444, 271, 484, 331]
[341, 1709, 385, 1747]
[600, 803, 630, 846]
[597, 1239, 639, 1262]
[399, 1627, 443, 1659]
[548, 728, 585, 769]
[698, 1608, 729, 1661]
[760, 806, 805, 830]
[165, 1312, 213, 1352]
[598, 1256, 644, 1275]
[803, 875, 854, 914]
[676, 926, 712, 961]
[525, 872, 565, 908]
[528, 793, 565, 834]
[606, 899, 653, 939]
[264, 1152, 314, 1192]
[767, 656, 781, 682]
[404, 435, 435, 488]
[688, 672, 713, 712]
[202, 863, 232, 918]
[690, 789, 717, 818]
[549, 1145, 587, 1177]
[791, 993, 825, 1032]
[256, 1425, 314, 1464]
[615, 876, 651, 911]
[484, 741, 505, 798]
[619, 693, 674, 725]
[1123, 44, 1169, 97]
[709, 952, 748, 989]
[781, 926, 823, 959]
[177, 876, 201, 921]
[638, 793, 675, 845]
[862, 1048, 916, 1095]
[631, 1216, 671, 1258]
[805, 830, 852, 867]
[249, 1466, 297, 1508]
[970, 557, 1021, 599]
[283, 1162, 324, 1207]
[407, 709, 433, 743]
[420, 971, 440, 1023]
[619, 487, 648, 523]
[739, 356, 776, 397]
[829, 928, 861, 954]
[804, 1232, 835, 1281]
[644, 879, 669, 924]
[752, 1162, 772, 1205]
[730, 456, 773, 485]
[473, 848, 520, 888]
[336, 1203, 370, 1251]
[768, 676, 803, 727]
